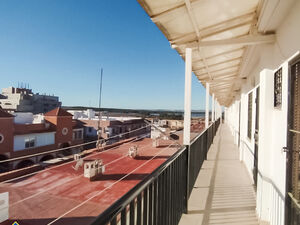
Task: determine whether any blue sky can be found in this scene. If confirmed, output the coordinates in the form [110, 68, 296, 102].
[0, 0, 208, 110]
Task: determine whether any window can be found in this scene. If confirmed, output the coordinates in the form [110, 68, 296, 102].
[62, 127, 68, 136]
[0, 134, 4, 144]
[78, 130, 82, 139]
[274, 68, 282, 108]
[25, 138, 35, 148]
[247, 92, 253, 139]
[88, 127, 92, 133]
[73, 129, 83, 140]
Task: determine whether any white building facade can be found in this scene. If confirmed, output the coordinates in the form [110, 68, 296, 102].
[14, 132, 55, 151]
[224, 2, 300, 223]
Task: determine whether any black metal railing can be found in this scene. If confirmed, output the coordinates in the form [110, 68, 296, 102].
[188, 118, 220, 197]
[287, 192, 300, 225]
[92, 118, 220, 225]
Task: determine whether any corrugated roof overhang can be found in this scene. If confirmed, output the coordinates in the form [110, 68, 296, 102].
[138, 0, 276, 106]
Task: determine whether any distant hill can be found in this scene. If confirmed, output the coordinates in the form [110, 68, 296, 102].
[62, 106, 207, 119]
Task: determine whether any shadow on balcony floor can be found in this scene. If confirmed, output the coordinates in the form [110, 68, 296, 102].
[179, 124, 260, 225]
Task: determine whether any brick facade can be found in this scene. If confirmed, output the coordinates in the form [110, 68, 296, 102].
[0, 117, 14, 156]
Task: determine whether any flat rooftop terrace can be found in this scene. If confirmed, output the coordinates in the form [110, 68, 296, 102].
[0, 138, 179, 225]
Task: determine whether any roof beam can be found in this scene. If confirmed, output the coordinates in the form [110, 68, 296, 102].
[201, 75, 236, 82]
[212, 86, 232, 91]
[211, 84, 231, 91]
[184, 0, 213, 80]
[172, 20, 255, 46]
[170, 12, 256, 45]
[212, 76, 237, 82]
[211, 82, 232, 87]
[151, 0, 202, 22]
[195, 65, 239, 76]
[193, 47, 244, 63]
[180, 34, 276, 48]
[194, 57, 242, 70]
[196, 70, 238, 79]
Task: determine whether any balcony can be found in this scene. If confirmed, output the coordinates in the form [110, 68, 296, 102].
[179, 124, 259, 225]
[90, 120, 267, 225]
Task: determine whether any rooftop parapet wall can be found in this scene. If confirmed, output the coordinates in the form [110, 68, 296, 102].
[13, 123, 53, 135]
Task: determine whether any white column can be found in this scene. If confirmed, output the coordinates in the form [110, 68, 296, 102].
[215, 99, 218, 120]
[212, 94, 215, 122]
[217, 102, 219, 119]
[220, 105, 222, 123]
[215, 101, 218, 119]
[219, 103, 221, 119]
[183, 48, 192, 145]
[217, 101, 219, 119]
[205, 83, 210, 128]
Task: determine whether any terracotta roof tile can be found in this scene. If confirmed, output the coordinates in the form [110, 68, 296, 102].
[44, 107, 73, 117]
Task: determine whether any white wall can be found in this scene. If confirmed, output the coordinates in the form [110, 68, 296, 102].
[226, 66, 288, 225]
[84, 127, 97, 137]
[14, 132, 55, 151]
[256, 61, 291, 225]
[13, 112, 34, 124]
[225, 1, 300, 224]
[69, 109, 96, 120]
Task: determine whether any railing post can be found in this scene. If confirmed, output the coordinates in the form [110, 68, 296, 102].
[185, 146, 190, 214]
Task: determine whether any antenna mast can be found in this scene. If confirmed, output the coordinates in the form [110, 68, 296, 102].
[97, 68, 103, 150]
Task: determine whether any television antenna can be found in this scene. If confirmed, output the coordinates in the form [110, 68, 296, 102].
[97, 68, 103, 151]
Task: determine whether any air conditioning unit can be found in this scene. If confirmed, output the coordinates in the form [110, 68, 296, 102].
[152, 138, 159, 147]
[74, 154, 81, 161]
[84, 159, 105, 180]
[128, 145, 138, 158]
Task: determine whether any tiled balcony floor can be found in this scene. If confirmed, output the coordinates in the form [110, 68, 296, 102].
[179, 124, 260, 225]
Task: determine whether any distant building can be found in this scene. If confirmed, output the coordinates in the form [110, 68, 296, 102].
[150, 118, 184, 130]
[0, 107, 84, 172]
[0, 87, 61, 114]
[68, 109, 150, 144]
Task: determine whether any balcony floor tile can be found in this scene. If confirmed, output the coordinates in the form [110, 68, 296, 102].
[179, 124, 262, 225]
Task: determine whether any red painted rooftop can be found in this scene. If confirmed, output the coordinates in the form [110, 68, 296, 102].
[0, 138, 179, 225]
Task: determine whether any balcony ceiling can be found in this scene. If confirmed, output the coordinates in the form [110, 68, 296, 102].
[138, 0, 275, 106]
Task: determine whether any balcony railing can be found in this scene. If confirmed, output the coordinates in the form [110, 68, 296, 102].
[91, 118, 221, 225]
[188, 119, 220, 197]
[287, 192, 300, 224]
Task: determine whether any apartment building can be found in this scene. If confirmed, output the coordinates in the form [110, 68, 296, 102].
[0, 107, 83, 171]
[0, 87, 61, 114]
